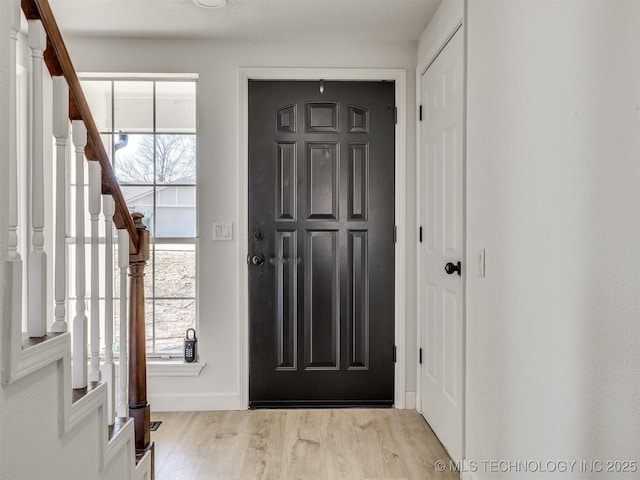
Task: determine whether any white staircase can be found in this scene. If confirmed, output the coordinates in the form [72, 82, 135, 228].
[0, 1, 152, 478]
[1, 334, 151, 479]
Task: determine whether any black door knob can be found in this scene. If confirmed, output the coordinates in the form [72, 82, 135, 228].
[445, 261, 461, 276]
[251, 254, 265, 266]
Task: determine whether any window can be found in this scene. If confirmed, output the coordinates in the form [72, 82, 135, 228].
[78, 75, 197, 355]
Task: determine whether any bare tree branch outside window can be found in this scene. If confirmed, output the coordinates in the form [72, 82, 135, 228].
[115, 134, 196, 184]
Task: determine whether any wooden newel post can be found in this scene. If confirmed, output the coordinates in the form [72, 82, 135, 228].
[128, 212, 153, 460]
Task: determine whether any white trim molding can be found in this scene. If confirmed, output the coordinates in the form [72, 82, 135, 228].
[417, 0, 465, 75]
[150, 392, 240, 412]
[147, 361, 206, 377]
[112, 360, 206, 377]
[405, 391, 417, 410]
[238, 67, 408, 410]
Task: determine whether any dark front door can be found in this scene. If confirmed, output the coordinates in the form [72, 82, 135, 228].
[248, 80, 395, 407]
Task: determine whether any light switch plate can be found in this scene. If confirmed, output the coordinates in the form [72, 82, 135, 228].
[213, 222, 233, 241]
[477, 248, 486, 277]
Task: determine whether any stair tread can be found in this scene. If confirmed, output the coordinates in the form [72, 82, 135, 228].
[108, 417, 130, 442]
[72, 381, 102, 403]
[21, 332, 65, 350]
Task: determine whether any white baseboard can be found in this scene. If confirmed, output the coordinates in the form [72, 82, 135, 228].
[405, 391, 416, 409]
[149, 392, 240, 412]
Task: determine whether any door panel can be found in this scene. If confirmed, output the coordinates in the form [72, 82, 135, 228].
[275, 229, 297, 370]
[307, 143, 338, 219]
[420, 28, 464, 462]
[276, 142, 297, 220]
[249, 80, 395, 406]
[348, 143, 368, 220]
[348, 230, 368, 369]
[305, 230, 339, 369]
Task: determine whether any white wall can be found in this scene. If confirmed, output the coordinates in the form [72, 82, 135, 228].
[465, 1, 640, 478]
[64, 36, 419, 410]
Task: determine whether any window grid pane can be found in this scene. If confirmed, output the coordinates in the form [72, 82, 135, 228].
[73, 77, 197, 355]
[114, 81, 153, 132]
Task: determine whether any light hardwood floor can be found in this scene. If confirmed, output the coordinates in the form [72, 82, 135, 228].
[151, 409, 458, 480]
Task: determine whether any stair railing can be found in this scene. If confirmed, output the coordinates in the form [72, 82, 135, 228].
[3, 0, 152, 460]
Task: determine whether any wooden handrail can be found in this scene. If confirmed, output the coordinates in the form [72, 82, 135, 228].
[21, 0, 140, 253]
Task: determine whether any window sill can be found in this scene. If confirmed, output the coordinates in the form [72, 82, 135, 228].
[114, 360, 206, 377]
[148, 360, 205, 377]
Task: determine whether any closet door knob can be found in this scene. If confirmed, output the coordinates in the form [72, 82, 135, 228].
[445, 261, 461, 276]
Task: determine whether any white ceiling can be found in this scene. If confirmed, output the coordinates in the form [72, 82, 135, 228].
[49, 0, 441, 42]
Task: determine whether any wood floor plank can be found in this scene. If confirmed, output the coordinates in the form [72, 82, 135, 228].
[379, 409, 414, 478]
[195, 411, 252, 479]
[321, 410, 365, 479]
[152, 411, 195, 475]
[152, 409, 456, 480]
[282, 409, 327, 479]
[157, 412, 227, 480]
[387, 411, 430, 479]
[353, 409, 388, 478]
[240, 410, 287, 480]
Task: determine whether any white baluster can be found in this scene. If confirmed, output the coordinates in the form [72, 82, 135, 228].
[3, 0, 23, 383]
[88, 161, 102, 382]
[72, 120, 88, 389]
[7, 0, 20, 264]
[52, 77, 69, 333]
[103, 195, 115, 423]
[117, 229, 129, 418]
[27, 20, 47, 338]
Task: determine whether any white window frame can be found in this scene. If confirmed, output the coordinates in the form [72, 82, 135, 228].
[72, 73, 199, 359]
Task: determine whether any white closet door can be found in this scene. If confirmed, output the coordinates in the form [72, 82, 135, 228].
[419, 26, 464, 463]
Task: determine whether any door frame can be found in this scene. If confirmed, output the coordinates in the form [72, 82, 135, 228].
[415, 15, 467, 461]
[238, 67, 407, 409]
